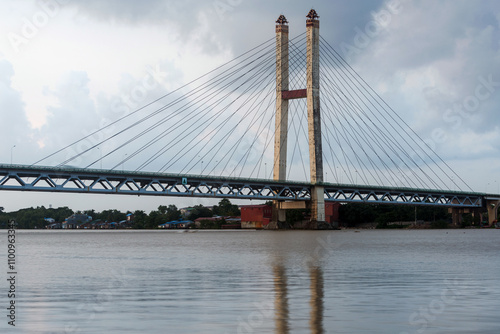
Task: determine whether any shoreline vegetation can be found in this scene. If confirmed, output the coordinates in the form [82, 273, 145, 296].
[0, 201, 497, 230]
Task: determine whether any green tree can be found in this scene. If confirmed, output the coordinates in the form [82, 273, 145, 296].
[165, 205, 181, 222]
[96, 209, 126, 223]
[131, 210, 147, 229]
[198, 218, 225, 229]
[51, 207, 74, 223]
[286, 209, 309, 226]
[189, 205, 213, 220]
[339, 203, 376, 227]
[158, 205, 168, 214]
[84, 209, 97, 220]
[213, 199, 240, 216]
[0, 206, 73, 229]
[145, 211, 162, 229]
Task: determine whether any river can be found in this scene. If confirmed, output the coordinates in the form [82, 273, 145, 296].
[1, 229, 499, 333]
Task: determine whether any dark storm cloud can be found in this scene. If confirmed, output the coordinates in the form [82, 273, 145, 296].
[55, 0, 500, 160]
[67, 0, 387, 55]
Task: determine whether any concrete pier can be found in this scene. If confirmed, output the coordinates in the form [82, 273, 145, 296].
[306, 9, 325, 223]
[486, 200, 499, 225]
[272, 15, 290, 226]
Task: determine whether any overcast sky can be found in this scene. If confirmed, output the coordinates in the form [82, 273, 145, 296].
[1, 0, 500, 213]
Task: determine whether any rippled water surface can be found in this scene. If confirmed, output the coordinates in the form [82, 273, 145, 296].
[1, 229, 499, 333]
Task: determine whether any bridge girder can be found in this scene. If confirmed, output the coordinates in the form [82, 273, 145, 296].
[0, 165, 484, 208]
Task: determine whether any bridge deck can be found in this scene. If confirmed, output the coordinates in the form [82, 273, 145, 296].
[0, 164, 487, 208]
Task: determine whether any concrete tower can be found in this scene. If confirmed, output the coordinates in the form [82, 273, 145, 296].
[272, 10, 326, 228]
[306, 9, 325, 223]
[274, 14, 289, 183]
[273, 14, 290, 225]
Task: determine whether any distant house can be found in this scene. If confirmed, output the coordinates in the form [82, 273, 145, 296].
[158, 220, 194, 229]
[222, 217, 241, 229]
[118, 220, 132, 229]
[63, 214, 92, 229]
[158, 222, 172, 229]
[180, 207, 193, 219]
[194, 216, 222, 228]
[181, 206, 213, 219]
[179, 221, 194, 229]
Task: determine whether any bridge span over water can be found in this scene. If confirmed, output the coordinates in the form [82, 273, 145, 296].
[0, 164, 492, 208]
[3, 10, 500, 226]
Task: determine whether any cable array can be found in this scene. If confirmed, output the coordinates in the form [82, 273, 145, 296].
[32, 33, 470, 192]
[319, 37, 471, 191]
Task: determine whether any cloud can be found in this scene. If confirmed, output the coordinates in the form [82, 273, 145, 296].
[346, 0, 500, 163]
[32, 71, 99, 165]
[66, 0, 390, 57]
[0, 58, 34, 164]
[67, 0, 197, 24]
[1, 0, 500, 206]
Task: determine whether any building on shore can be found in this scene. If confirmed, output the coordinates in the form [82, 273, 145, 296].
[240, 202, 340, 229]
[62, 213, 92, 229]
[158, 220, 194, 229]
[240, 205, 272, 229]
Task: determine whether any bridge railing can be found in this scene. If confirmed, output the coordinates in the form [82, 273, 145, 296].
[0, 164, 486, 207]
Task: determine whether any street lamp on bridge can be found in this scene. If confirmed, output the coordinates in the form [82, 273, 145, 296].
[10, 145, 15, 165]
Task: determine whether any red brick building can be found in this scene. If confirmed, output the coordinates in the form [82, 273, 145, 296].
[240, 205, 272, 229]
[241, 202, 340, 229]
[325, 202, 340, 224]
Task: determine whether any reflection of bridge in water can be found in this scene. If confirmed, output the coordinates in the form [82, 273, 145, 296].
[273, 264, 324, 334]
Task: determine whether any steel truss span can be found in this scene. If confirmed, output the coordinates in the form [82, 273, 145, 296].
[0, 165, 484, 208]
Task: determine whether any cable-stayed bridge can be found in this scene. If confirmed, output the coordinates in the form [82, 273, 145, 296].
[1, 10, 498, 226]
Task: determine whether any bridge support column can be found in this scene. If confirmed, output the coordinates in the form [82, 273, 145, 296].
[450, 208, 462, 227]
[306, 10, 326, 225]
[472, 208, 481, 226]
[311, 186, 325, 226]
[486, 200, 499, 226]
[272, 15, 290, 228]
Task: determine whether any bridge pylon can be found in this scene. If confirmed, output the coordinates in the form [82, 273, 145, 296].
[486, 200, 499, 226]
[271, 10, 326, 228]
